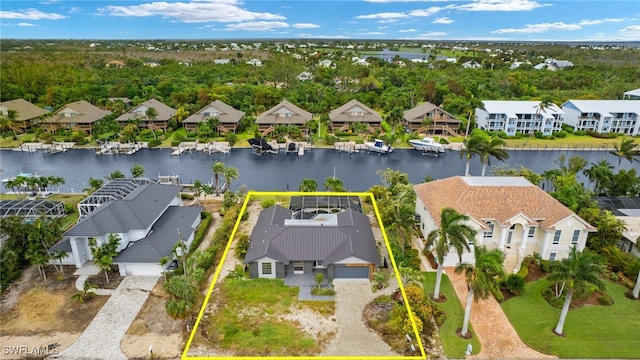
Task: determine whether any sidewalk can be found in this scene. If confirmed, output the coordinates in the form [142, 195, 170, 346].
[445, 267, 556, 360]
[51, 277, 159, 360]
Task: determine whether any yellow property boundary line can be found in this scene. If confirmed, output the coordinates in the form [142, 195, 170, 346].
[182, 191, 426, 360]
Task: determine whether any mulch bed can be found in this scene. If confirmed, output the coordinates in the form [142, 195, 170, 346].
[524, 262, 546, 283]
[86, 271, 124, 289]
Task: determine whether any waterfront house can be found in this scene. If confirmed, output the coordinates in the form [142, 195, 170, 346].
[594, 196, 640, 258]
[476, 100, 564, 136]
[561, 100, 640, 136]
[49, 179, 203, 276]
[329, 99, 382, 133]
[115, 98, 177, 131]
[414, 176, 595, 273]
[46, 100, 109, 134]
[255, 100, 312, 136]
[183, 100, 245, 133]
[244, 204, 380, 279]
[403, 102, 461, 136]
[0, 99, 50, 133]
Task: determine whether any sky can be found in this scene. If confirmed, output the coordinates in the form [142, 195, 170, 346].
[1, 0, 639, 41]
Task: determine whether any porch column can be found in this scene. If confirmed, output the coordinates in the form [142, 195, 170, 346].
[521, 227, 528, 250]
[69, 237, 82, 268]
[498, 225, 508, 249]
[540, 231, 552, 258]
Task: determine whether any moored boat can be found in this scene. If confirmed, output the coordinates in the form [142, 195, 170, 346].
[408, 137, 445, 154]
[364, 139, 392, 154]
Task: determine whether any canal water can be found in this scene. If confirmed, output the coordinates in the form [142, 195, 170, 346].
[0, 148, 635, 193]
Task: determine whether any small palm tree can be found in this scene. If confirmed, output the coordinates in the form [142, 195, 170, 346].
[548, 246, 605, 335]
[323, 177, 345, 192]
[609, 138, 640, 169]
[298, 178, 318, 192]
[159, 256, 169, 282]
[212, 161, 226, 194]
[0, 109, 24, 136]
[459, 135, 484, 176]
[425, 207, 477, 300]
[478, 136, 509, 176]
[582, 159, 613, 195]
[532, 99, 554, 137]
[223, 166, 239, 192]
[455, 245, 505, 337]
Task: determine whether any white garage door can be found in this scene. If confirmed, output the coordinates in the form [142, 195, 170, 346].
[122, 263, 162, 276]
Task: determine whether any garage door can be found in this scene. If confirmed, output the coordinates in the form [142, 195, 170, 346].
[333, 265, 369, 278]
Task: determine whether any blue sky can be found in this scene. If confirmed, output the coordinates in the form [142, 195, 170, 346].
[1, 0, 639, 41]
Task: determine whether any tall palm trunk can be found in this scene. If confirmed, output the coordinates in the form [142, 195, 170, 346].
[465, 157, 471, 176]
[481, 161, 488, 177]
[633, 270, 640, 299]
[554, 287, 573, 334]
[433, 263, 444, 300]
[461, 287, 474, 336]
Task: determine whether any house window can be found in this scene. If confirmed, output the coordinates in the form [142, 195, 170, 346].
[294, 261, 304, 274]
[553, 230, 561, 245]
[572, 230, 580, 245]
[549, 252, 557, 261]
[314, 260, 324, 268]
[483, 222, 494, 238]
[261, 262, 272, 275]
[528, 227, 536, 238]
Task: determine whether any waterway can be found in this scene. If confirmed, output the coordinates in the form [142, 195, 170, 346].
[0, 148, 636, 193]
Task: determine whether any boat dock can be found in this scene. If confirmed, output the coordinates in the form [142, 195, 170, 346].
[334, 141, 363, 154]
[96, 141, 145, 155]
[16, 142, 75, 153]
[171, 142, 198, 156]
[202, 141, 231, 154]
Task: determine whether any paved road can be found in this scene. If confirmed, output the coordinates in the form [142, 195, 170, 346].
[51, 277, 159, 360]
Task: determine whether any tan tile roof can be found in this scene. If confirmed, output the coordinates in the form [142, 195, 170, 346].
[115, 98, 176, 121]
[329, 99, 382, 123]
[183, 100, 245, 125]
[403, 101, 461, 125]
[414, 176, 595, 231]
[51, 100, 109, 124]
[255, 99, 312, 125]
[0, 99, 49, 121]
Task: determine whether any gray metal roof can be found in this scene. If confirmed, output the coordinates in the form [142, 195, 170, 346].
[65, 183, 182, 237]
[49, 238, 72, 252]
[245, 205, 379, 266]
[114, 206, 202, 263]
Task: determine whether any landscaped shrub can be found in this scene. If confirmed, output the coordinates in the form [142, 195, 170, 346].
[555, 130, 568, 138]
[587, 130, 619, 139]
[188, 212, 212, 253]
[497, 130, 508, 138]
[505, 274, 526, 295]
[147, 139, 161, 147]
[224, 132, 237, 146]
[234, 233, 250, 259]
[439, 137, 450, 144]
[574, 130, 586, 136]
[260, 198, 275, 208]
[181, 193, 194, 200]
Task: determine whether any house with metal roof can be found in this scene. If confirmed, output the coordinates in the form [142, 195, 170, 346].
[475, 100, 564, 136]
[255, 99, 312, 136]
[50, 182, 203, 276]
[115, 98, 177, 131]
[244, 205, 380, 280]
[561, 100, 640, 136]
[414, 176, 595, 274]
[0, 99, 50, 133]
[403, 102, 461, 136]
[45, 100, 109, 134]
[329, 99, 382, 133]
[183, 100, 245, 133]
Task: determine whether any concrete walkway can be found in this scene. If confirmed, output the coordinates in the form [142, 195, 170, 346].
[73, 263, 113, 296]
[445, 267, 556, 360]
[51, 276, 159, 360]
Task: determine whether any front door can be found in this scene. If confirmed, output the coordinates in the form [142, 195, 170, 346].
[293, 261, 304, 275]
[506, 225, 515, 247]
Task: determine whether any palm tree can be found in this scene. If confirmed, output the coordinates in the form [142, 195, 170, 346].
[223, 166, 239, 192]
[192, 180, 203, 203]
[159, 256, 169, 282]
[0, 109, 24, 136]
[532, 99, 553, 137]
[455, 245, 505, 337]
[420, 116, 433, 135]
[207, 117, 221, 137]
[548, 246, 605, 335]
[610, 138, 640, 169]
[212, 161, 226, 195]
[323, 177, 345, 192]
[478, 136, 509, 176]
[174, 106, 190, 126]
[459, 135, 484, 176]
[582, 159, 614, 195]
[386, 106, 404, 132]
[298, 178, 318, 192]
[425, 207, 477, 300]
[131, 164, 145, 178]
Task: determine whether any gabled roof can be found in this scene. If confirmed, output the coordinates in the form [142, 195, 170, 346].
[183, 100, 245, 125]
[329, 100, 382, 123]
[255, 99, 312, 125]
[51, 100, 109, 124]
[403, 102, 461, 124]
[624, 88, 640, 97]
[115, 98, 176, 121]
[0, 99, 49, 121]
[414, 176, 595, 231]
[245, 205, 379, 266]
[481, 100, 564, 117]
[561, 100, 640, 114]
[114, 206, 203, 263]
[65, 184, 182, 237]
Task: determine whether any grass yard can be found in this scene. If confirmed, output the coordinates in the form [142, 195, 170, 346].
[204, 277, 334, 356]
[422, 272, 481, 359]
[501, 277, 640, 358]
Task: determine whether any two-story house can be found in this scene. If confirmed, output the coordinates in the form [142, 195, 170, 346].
[561, 100, 640, 136]
[46, 100, 109, 134]
[255, 100, 312, 136]
[329, 100, 382, 133]
[115, 98, 177, 131]
[183, 100, 245, 133]
[0, 99, 50, 133]
[476, 100, 564, 136]
[414, 176, 595, 273]
[403, 102, 461, 136]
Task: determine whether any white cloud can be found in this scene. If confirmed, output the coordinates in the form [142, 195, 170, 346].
[0, 8, 67, 20]
[68, 7, 81, 14]
[356, 12, 407, 20]
[455, 0, 550, 12]
[398, 28, 417, 33]
[292, 23, 319, 29]
[414, 31, 447, 38]
[378, 26, 388, 29]
[408, 8, 443, 17]
[492, 22, 581, 34]
[38, 0, 61, 4]
[100, 0, 285, 23]
[18, 22, 37, 27]
[357, 6, 442, 20]
[619, 25, 640, 34]
[432, 17, 453, 24]
[226, 21, 289, 31]
[365, 0, 452, 2]
[579, 18, 625, 26]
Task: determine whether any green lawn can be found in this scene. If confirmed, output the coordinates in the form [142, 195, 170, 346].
[422, 272, 481, 359]
[501, 277, 640, 358]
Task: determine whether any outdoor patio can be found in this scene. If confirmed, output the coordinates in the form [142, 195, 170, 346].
[283, 269, 334, 301]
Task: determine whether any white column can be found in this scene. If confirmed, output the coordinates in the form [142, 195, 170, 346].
[498, 225, 508, 248]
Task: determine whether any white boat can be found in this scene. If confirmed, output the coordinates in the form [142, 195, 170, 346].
[408, 137, 445, 154]
[364, 139, 392, 154]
